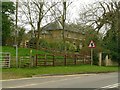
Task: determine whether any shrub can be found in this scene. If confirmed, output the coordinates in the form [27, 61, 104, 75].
[39, 39, 49, 48]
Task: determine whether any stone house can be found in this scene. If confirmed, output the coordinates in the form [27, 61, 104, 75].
[34, 21, 86, 49]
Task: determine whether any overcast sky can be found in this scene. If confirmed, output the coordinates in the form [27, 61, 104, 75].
[10, 0, 101, 31]
[67, 0, 115, 22]
[9, 0, 120, 31]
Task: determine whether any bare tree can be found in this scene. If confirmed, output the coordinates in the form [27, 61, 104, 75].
[18, 0, 59, 49]
[49, 0, 72, 51]
[78, 1, 120, 34]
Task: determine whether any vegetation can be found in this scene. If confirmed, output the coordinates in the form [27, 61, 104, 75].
[2, 65, 118, 80]
[79, 1, 120, 62]
[99, 2, 120, 62]
[2, 46, 48, 56]
[2, 1, 15, 46]
[1, 0, 119, 70]
[29, 39, 76, 52]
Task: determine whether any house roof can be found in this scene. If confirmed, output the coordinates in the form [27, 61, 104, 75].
[42, 20, 85, 34]
[42, 20, 63, 31]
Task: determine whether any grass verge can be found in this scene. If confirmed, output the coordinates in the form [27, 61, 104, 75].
[2, 65, 118, 80]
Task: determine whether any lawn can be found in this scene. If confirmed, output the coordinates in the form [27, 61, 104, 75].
[2, 46, 48, 56]
[1, 46, 51, 67]
[2, 65, 118, 80]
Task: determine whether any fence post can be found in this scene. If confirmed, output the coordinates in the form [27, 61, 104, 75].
[74, 54, 77, 65]
[105, 55, 109, 66]
[53, 55, 55, 66]
[31, 56, 34, 67]
[36, 54, 38, 66]
[64, 54, 67, 66]
[45, 54, 46, 66]
[83, 55, 86, 64]
[99, 52, 102, 66]
[19, 57, 21, 68]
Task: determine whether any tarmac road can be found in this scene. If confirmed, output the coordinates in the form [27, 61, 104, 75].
[2, 72, 119, 89]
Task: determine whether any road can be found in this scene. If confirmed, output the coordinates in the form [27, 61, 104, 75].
[2, 72, 119, 89]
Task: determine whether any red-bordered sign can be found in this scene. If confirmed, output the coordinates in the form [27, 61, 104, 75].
[88, 40, 96, 48]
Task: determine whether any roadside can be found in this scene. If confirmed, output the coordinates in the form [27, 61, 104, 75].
[2, 65, 118, 80]
[2, 72, 118, 88]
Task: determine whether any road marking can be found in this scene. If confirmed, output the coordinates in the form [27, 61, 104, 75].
[94, 83, 119, 90]
[8, 76, 83, 88]
[101, 83, 119, 88]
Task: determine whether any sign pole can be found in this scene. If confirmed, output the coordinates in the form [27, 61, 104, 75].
[88, 40, 95, 66]
[91, 48, 93, 66]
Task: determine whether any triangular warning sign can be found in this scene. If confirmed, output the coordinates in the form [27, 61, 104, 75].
[88, 40, 96, 48]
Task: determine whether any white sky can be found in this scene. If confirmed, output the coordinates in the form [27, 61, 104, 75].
[67, 0, 113, 22]
[14, 0, 101, 31]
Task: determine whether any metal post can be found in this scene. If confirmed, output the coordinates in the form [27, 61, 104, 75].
[91, 48, 93, 66]
[16, 45, 18, 68]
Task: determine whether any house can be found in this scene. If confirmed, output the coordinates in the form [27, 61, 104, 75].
[33, 20, 85, 49]
[20, 20, 85, 50]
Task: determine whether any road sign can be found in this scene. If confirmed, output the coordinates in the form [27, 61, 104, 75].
[88, 40, 96, 66]
[88, 40, 96, 48]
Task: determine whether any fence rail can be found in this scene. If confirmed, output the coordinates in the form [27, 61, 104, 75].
[0, 52, 10, 68]
[35, 54, 91, 66]
[4, 54, 91, 68]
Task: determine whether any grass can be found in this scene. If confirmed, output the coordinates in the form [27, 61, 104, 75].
[1, 46, 119, 80]
[1, 46, 48, 56]
[2, 65, 118, 80]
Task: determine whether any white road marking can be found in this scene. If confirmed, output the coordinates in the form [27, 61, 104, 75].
[101, 83, 119, 88]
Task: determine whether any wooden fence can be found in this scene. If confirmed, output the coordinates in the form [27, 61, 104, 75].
[35, 54, 91, 66]
[10, 54, 91, 68]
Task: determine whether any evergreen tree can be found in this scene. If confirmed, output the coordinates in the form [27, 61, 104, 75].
[2, 1, 15, 45]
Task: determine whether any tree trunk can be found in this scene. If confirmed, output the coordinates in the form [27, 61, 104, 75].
[36, 2, 43, 50]
[62, 1, 66, 52]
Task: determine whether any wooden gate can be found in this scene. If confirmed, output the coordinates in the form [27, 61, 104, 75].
[0, 52, 11, 68]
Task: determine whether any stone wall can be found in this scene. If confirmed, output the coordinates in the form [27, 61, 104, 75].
[104, 55, 118, 66]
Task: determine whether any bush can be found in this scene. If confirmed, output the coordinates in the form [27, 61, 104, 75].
[67, 43, 76, 51]
[80, 46, 104, 65]
[28, 38, 50, 49]
[28, 39, 77, 52]
[39, 39, 49, 48]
